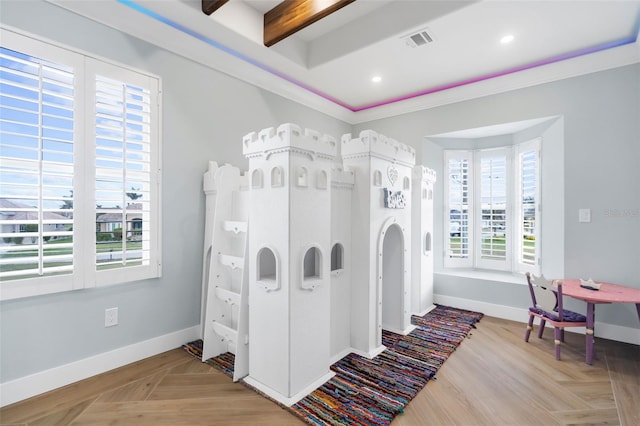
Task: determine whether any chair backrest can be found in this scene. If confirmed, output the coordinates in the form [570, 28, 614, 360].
[525, 272, 557, 313]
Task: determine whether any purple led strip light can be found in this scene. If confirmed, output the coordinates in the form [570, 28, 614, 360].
[119, 0, 637, 113]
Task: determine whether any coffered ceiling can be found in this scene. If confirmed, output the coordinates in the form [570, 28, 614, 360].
[46, 0, 640, 123]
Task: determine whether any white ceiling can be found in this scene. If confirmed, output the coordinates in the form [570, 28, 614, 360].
[47, 0, 640, 124]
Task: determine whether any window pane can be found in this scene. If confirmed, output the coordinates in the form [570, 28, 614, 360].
[0, 47, 75, 282]
[448, 157, 469, 259]
[94, 75, 152, 271]
[520, 149, 538, 265]
[480, 155, 507, 261]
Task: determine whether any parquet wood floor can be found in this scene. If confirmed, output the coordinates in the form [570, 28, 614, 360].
[1, 316, 638, 425]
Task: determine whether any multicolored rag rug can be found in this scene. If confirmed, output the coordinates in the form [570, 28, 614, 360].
[182, 304, 483, 425]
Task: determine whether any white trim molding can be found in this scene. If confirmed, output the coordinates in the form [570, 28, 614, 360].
[0, 326, 200, 407]
[243, 371, 335, 407]
[434, 294, 640, 346]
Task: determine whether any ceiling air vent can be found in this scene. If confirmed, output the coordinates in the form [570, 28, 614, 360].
[403, 28, 435, 48]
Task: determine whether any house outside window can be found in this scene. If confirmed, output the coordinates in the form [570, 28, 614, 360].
[0, 28, 161, 300]
[444, 138, 540, 274]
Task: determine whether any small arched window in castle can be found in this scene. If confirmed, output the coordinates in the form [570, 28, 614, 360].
[428, 189, 433, 200]
[373, 170, 382, 187]
[317, 170, 328, 190]
[258, 247, 277, 281]
[422, 188, 428, 199]
[271, 166, 283, 187]
[303, 247, 321, 279]
[251, 169, 263, 189]
[331, 243, 344, 271]
[424, 232, 432, 254]
[403, 176, 410, 190]
[297, 166, 308, 187]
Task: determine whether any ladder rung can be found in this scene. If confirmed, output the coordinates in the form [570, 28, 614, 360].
[212, 321, 238, 344]
[223, 221, 247, 234]
[219, 254, 244, 270]
[215, 286, 240, 306]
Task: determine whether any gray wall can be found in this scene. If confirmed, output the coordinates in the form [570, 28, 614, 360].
[356, 64, 640, 328]
[0, 0, 350, 383]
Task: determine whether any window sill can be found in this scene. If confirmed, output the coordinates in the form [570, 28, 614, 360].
[256, 278, 279, 292]
[331, 269, 344, 277]
[436, 269, 526, 285]
[301, 277, 322, 291]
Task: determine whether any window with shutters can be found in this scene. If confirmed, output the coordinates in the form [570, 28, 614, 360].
[444, 151, 472, 267]
[477, 149, 510, 270]
[444, 139, 540, 273]
[0, 28, 161, 300]
[516, 139, 540, 274]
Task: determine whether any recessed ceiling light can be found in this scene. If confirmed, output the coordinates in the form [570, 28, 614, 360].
[371, 75, 382, 83]
[500, 34, 515, 44]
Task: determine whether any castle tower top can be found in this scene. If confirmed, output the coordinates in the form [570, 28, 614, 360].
[413, 165, 437, 184]
[341, 129, 415, 167]
[243, 123, 337, 161]
[331, 165, 355, 190]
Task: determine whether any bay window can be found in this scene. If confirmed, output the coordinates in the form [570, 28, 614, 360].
[444, 139, 540, 274]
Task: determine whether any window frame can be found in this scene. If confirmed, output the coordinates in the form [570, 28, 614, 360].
[474, 147, 512, 271]
[0, 27, 162, 301]
[444, 150, 473, 268]
[514, 138, 541, 275]
[443, 139, 540, 275]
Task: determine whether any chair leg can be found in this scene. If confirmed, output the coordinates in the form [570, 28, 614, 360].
[525, 315, 534, 342]
[560, 329, 565, 342]
[538, 319, 546, 338]
[554, 327, 562, 360]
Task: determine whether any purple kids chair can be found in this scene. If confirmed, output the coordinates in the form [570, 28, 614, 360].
[524, 272, 587, 360]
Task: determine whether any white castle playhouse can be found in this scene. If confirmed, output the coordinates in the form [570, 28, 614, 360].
[200, 123, 436, 406]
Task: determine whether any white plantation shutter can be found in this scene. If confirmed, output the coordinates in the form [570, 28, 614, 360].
[517, 139, 540, 273]
[87, 59, 160, 287]
[0, 43, 79, 288]
[94, 74, 152, 272]
[0, 28, 160, 300]
[477, 149, 510, 270]
[444, 151, 472, 267]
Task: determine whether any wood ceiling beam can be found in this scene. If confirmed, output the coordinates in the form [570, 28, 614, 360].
[202, 0, 229, 16]
[264, 0, 356, 47]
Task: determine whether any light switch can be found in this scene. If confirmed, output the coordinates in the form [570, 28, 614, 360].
[579, 208, 591, 223]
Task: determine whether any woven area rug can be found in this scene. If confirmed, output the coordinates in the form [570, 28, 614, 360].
[182, 304, 483, 425]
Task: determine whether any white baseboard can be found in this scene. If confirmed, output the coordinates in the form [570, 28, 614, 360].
[351, 344, 387, 360]
[434, 294, 640, 345]
[383, 323, 417, 336]
[417, 304, 438, 317]
[329, 348, 352, 365]
[243, 371, 335, 407]
[0, 325, 201, 408]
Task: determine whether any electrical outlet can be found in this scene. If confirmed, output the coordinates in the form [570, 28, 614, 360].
[578, 208, 591, 223]
[105, 307, 118, 327]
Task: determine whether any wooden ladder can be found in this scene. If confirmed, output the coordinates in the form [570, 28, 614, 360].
[201, 162, 249, 382]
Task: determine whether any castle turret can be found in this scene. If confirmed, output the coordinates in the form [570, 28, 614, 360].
[329, 165, 354, 361]
[242, 123, 336, 405]
[342, 130, 416, 357]
[412, 166, 437, 314]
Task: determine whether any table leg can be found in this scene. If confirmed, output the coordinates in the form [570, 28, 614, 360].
[585, 303, 595, 365]
[636, 303, 640, 322]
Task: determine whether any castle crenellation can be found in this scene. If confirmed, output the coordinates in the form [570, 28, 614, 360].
[243, 123, 337, 158]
